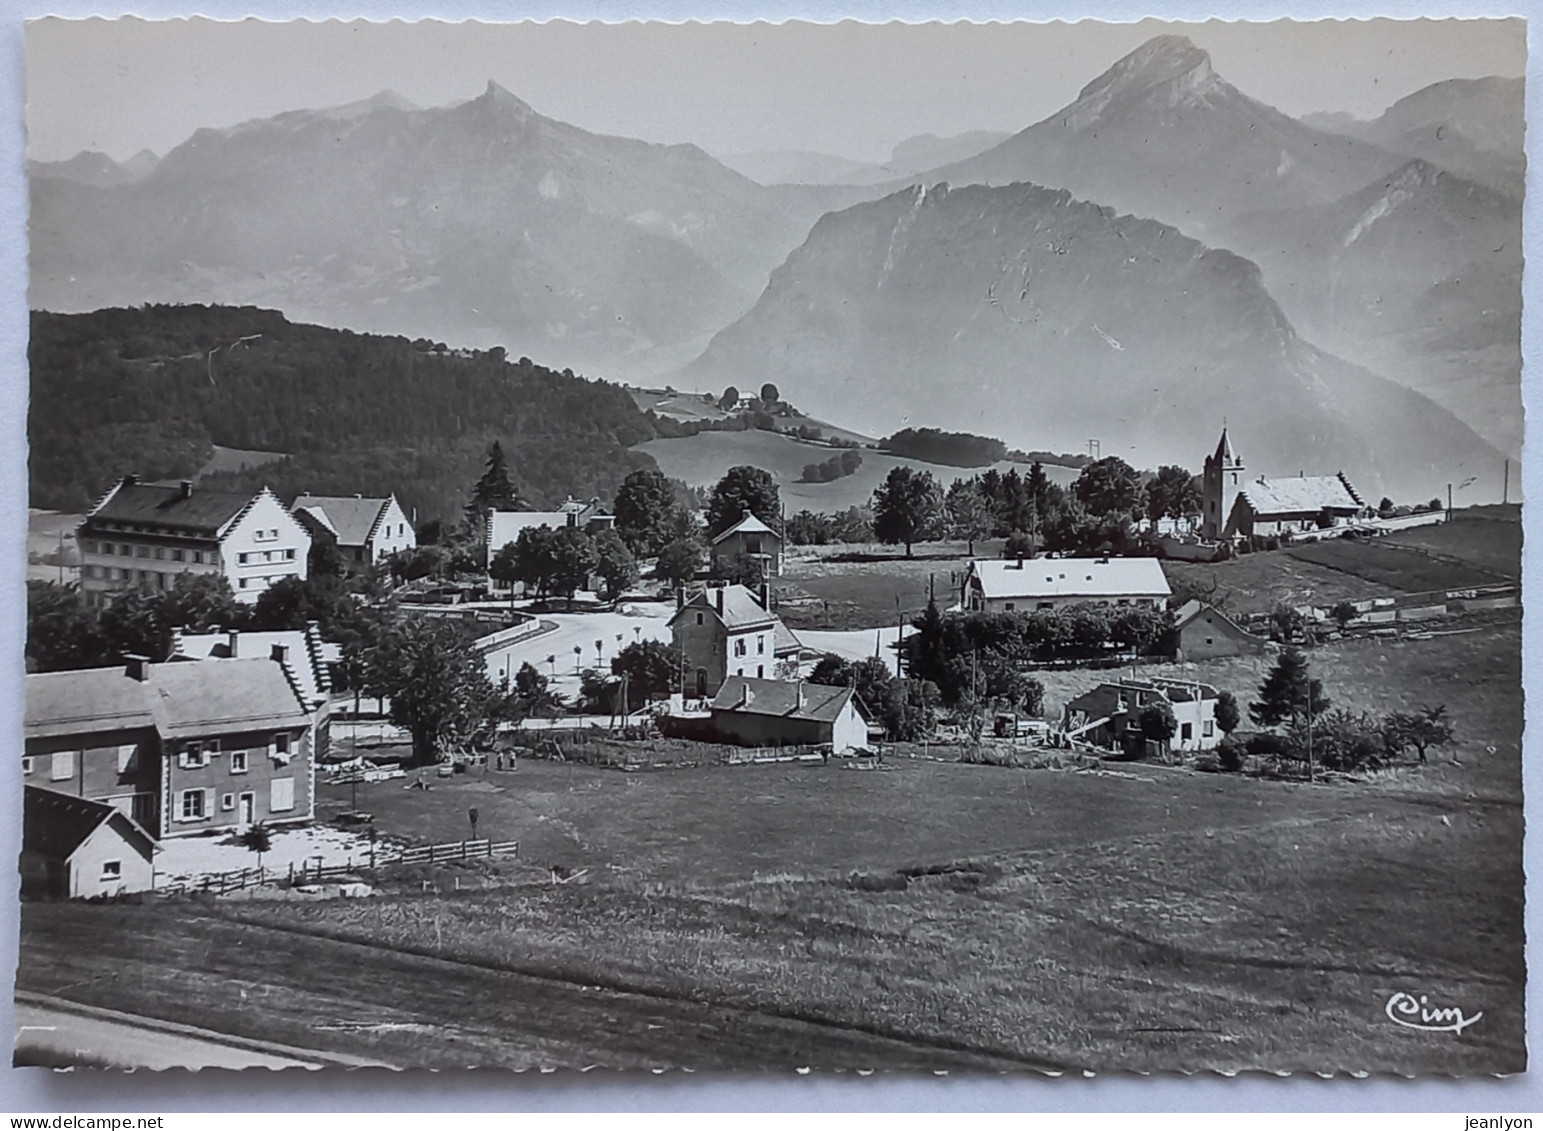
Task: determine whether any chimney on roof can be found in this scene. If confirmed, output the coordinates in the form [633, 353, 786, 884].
[271, 643, 289, 665]
[178, 480, 193, 499]
[122, 474, 139, 487]
[759, 577, 770, 612]
[715, 587, 724, 615]
[676, 587, 686, 610]
[228, 629, 240, 656]
[124, 654, 150, 682]
[740, 682, 753, 709]
[1013, 554, 1024, 570]
[796, 681, 806, 712]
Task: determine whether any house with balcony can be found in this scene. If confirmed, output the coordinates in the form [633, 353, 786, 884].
[24, 652, 317, 839]
[292, 493, 415, 569]
[77, 476, 310, 606]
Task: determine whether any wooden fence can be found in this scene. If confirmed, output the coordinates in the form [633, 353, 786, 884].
[154, 838, 520, 896]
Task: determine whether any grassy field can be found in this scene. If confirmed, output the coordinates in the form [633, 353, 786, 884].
[19, 620, 1522, 1072]
[777, 541, 985, 630]
[1380, 510, 1522, 580]
[637, 429, 1076, 514]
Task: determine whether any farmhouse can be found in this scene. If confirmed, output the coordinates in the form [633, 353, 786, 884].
[961, 557, 1170, 613]
[77, 476, 310, 605]
[292, 493, 415, 568]
[1171, 600, 1270, 661]
[669, 583, 801, 698]
[20, 787, 156, 900]
[708, 676, 871, 753]
[1201, 427, 1367, 541]
[25, 654, 317, 839]
[711, 512, 784, 578]
[1062, 676, 1223, 756]
[170, 625, 338, 759]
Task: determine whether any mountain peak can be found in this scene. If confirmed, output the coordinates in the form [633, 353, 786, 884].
[479, 80, 536, 119]
[1072, 34, 1220, 121]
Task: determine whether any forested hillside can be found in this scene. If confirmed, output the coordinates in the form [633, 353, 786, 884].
[29, 306, 660, 522]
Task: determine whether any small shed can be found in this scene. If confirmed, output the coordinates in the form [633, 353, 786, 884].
[1172, 600, 1269, 661]
[708, 677, 870, 753]
[21, 787, 155, 900]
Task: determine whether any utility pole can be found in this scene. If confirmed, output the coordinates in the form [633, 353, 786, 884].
[1504, 459, 1510, 506]
[1447, 482, 1454, 520]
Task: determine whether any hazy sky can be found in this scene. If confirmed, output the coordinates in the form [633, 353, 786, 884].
[27, 17, 1526, 164]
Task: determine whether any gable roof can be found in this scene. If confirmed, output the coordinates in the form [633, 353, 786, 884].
[23, 787, 151, 862]
[967, 557, 1171, 601]
[669, 585, 777, 632]
[1065, 676, 1218, 716]
[712, 513, 780, 545]
[1173, 600, 1258, 638]
[26, 667, 158, 740]
[172, 626, 335, 706]
[1236, 474, 1362, 517]
[143, 658, 313, 738]
[86, 479, 257, 536]
[26, 658, 312, 743]
[711, 677, 862, 724]
[292, 495, 393, 548]
[773, 619, 802, 657]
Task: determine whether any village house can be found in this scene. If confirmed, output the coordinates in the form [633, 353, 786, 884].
[1171, 600, 1270, 662]
[292, 493, 415, 569]
[1062, 676, 1223, 756]
[961, 556, 1171, 614]
[707, 676, 871, 753]
[25, 653, 317, 839]
[485, 497, 616, 583]
[710, 512, 784, 578]
[170, 625, 339, 760]
[77, 476, 310, 606]
[20, 787, 156, 900]
[1201, 427, 1368, 541]
[669, 583, 802, 699]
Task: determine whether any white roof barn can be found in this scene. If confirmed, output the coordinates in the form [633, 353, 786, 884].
[963, 557, 1170, 611]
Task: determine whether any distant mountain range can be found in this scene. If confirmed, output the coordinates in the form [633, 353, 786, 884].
[1223, 159, 1522, 456]
[29, 34, 1523, 494]
[718, 130, 1012, 186]
[683, 181, 1500, 503]
[30, 82, 825, 379]
[1303, 76, 1524, 197]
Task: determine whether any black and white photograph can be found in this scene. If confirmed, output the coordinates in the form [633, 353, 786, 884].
[15, 16, 1527, 1075]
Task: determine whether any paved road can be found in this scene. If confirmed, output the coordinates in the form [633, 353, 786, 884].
[482, 607, 674, 695]
[15, 999, 322, 1070]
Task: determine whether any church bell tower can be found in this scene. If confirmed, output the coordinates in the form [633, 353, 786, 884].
[1201, 426, 1245, 540]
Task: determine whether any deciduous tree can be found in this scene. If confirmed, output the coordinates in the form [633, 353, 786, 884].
[706, 466, 780, 539]
[872, 466, 942, 557]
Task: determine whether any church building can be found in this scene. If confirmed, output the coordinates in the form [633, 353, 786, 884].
[1200, 428, 1367, 541]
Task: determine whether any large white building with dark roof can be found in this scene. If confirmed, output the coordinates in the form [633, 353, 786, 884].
[77, 476, 309, 605]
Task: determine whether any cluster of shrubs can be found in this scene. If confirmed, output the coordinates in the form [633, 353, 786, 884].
[799, 449, 863, 483]
[1214, 705, 1453, 775]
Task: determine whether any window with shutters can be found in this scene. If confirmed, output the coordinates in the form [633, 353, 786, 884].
[270, 777, 296, 812]
[180, 789, 205, 820]
[180, 742, 208, 770]
[50, 751, 74, 781]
